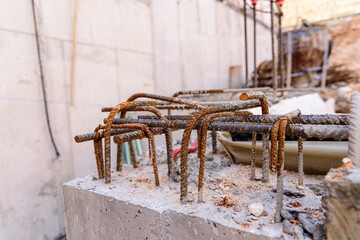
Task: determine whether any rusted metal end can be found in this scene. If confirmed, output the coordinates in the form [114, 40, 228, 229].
[239, 91, 269, 114]
[251, 133, 257, 180]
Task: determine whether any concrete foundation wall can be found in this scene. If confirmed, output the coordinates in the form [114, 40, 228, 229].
[0, 0, 271, 239]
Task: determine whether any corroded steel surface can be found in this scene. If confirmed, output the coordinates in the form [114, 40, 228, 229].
[251, 133, 257, 180]
[104, 101, 157, 183]
[275, 119, 287, 222]
[197, 112, 236, 203]
[298, 137, 304, 186]
[111, 123, 160, 186]
[211, 130, 217, 154]
[270, 120, 280, 173]
[169, 88, 227, 115]
[139, 114, 350, 125]
[180, 100, 262, 203]
[239, 91, 269, 114]
[108, 118, 349, 140]
[116, 143, 122, 172]
[74, 90, 350, 222]
[172, 88, 227, 98]
[261, 133, 270, 183]
[118, 106, 175, 179]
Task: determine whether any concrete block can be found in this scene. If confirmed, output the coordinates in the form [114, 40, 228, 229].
[63, 162, 324, 240]
[324, 167, 360, 240]
[63, 173, 274, 240]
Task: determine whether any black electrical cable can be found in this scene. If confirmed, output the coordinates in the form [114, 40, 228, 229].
[31, 0, 60, 159]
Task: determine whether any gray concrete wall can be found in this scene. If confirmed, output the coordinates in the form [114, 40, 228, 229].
[0, 0, 271, 239]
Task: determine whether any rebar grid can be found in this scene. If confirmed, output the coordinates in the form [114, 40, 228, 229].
[73, 91, 349, 223]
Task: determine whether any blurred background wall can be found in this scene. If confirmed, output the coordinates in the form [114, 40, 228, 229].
[0, 0, 271, 239]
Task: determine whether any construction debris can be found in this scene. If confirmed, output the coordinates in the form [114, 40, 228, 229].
[73, 89, 350, 227]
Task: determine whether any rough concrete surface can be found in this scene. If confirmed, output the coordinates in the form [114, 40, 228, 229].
[324, 165, 360, 240]
[64, 142, 324, 240]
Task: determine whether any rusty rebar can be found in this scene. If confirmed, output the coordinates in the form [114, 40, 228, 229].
[275, 119, 287, 222]
[112, 123, 160, 186]
[108, 119, 349, 140]
[75, 128, 137, 143]
[129, 141, 138, 168]
[197, 112, 237, 203]
[270, 120, 280, 173]
[251, 133, 257, 180]
[172, 88, 227, 98]
[94, 138, 104, 179]
[153, 105, 198, 110]
[121, 93, 205, 119]
[116, 143, 123, 172]
[169, 88, 227, 115]
[165, 129, 175, 179]
[138, 115, 194, 120]
[138, 114, 350, 125]
[180, 100, 262, 203]
[270, 110, 301, 173]
[114, 128, 166, 144]
[104, 101, 157, 184]
[211, 130, 217, 154]
[142, 126, 160, 187]
[239, 91, 269, 114]
[262, 132, 270, 183]
[107, 104, 174, 182]
[298, 137, 304, 186]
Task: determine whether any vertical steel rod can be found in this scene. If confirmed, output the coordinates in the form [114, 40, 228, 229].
[116, 143, 123, 171]
[262, 133, 270, 183]
[321, 29, 329, 89]
[251, 133, 257, 180]
[244, 0, 249, 87]
[211, 130, 218, 154]
[298, 137, 304, 186]
[286, 32, 292, 88]
[253, 4, 257, 87]
[129, 141, 138, 168]
[278, 12, 284, 88]
[270, 0, 278, 97]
